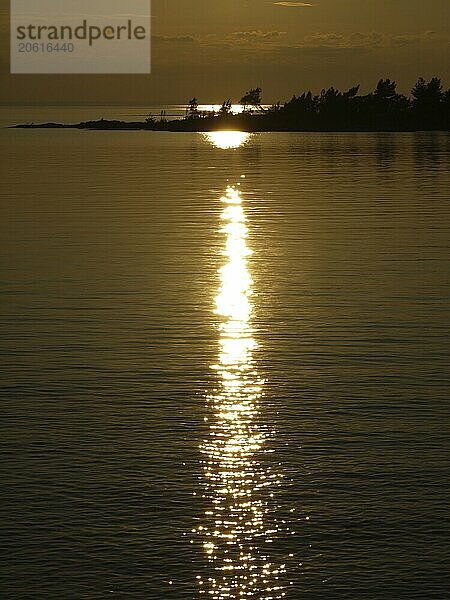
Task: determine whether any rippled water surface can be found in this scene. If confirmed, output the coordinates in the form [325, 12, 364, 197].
[1, 126, 449, 599]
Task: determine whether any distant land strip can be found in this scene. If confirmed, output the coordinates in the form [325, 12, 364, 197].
[13, 78, 450, 132]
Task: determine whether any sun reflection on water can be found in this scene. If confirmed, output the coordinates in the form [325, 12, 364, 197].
[194, 185, 288, 599]
[203, 131, 251, 150]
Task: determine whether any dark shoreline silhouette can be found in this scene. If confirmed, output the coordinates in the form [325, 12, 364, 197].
[13, 78, 450, 132]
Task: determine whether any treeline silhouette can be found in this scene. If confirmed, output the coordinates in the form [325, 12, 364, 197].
[15, 76, 449, 132]
[172, 77, 449, 132]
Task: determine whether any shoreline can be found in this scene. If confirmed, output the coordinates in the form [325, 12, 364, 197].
[11, 116, 450, 133]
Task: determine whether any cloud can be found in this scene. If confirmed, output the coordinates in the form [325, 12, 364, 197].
[273, 2, 315, 6]
[152, 29, 445, 56]
[231, 30, 287, 41]
[152, 31, 286, 48]
[152, 34, 197, 43]
[301, 31, 440, 49]
[150, 28, 448, 74]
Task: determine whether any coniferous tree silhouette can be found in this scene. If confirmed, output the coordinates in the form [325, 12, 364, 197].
[240, 88, 263, 112]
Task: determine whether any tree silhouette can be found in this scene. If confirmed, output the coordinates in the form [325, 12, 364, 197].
[411, 77, 444, 128]
[343, 85, 360, 99]
[187, 97, 200, 119]
[412, 77, 443, 105]
[374, 78, 397, 100]
[175, 78, 449, 131]
[172, 77, 449, 131]
[219, 99, 233, 116]
[240, 87, 263, 111]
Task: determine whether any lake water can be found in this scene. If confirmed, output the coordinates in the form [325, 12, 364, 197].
[1, 119, 449, 599]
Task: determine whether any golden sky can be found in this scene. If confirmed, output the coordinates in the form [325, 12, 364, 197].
[1, 0, 449, 104]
